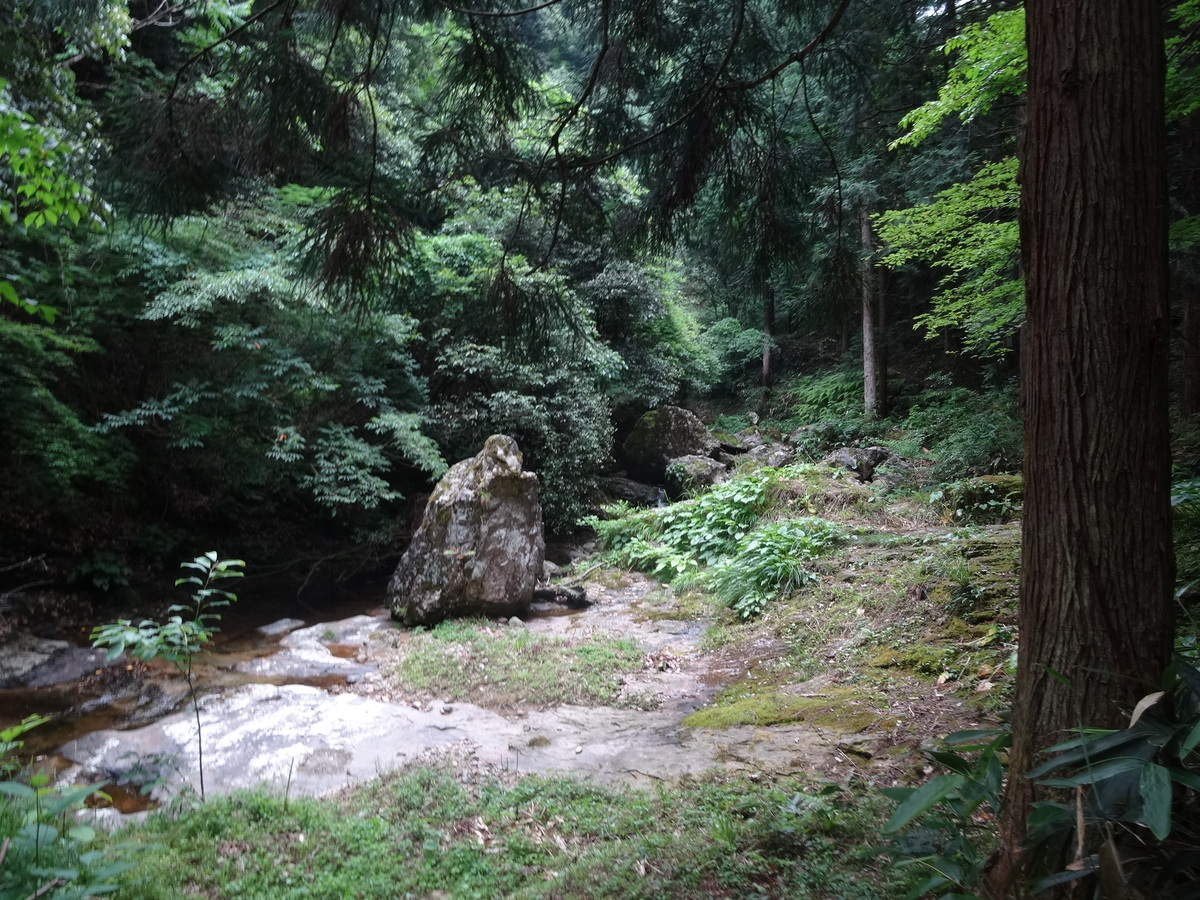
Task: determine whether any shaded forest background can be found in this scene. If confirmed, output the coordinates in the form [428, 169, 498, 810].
[1, 0, 1197, 597]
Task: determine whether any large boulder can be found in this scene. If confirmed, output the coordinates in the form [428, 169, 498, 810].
[389, 435, 545, 626]
[620, 406, 719, 483]
[821, 446, 893, 482]
[664, 455, 729, 499]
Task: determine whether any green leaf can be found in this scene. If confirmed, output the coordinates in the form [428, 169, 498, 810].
[1139, 763, 1172, 840]
[1181, 719, 1200, 757]
[883, 774, 966, 833]
[1036, 756, 1147, 788]
[1168, 766, 1200, 792]
[0, 781, 37, 799]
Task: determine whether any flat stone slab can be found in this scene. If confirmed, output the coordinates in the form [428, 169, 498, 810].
[257, 618, 306, 637]
[234, 615, 385, 680]
[60, 684, 840, 802]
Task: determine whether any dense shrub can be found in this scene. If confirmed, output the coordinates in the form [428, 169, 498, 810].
[893, 384, 1021, 480]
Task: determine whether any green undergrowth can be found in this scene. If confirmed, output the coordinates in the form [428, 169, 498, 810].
[586, 464, 862, 620]
[380, 619, 644, 711]
[114, 768, 919, 900]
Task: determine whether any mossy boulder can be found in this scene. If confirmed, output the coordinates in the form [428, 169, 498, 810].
[664, 454, 729, 499]
[620, 406, 719, 483]
[389, 435, 544, 626]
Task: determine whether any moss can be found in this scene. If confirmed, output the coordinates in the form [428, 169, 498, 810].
[942, 617, 988, 640]
[868, 644, 954, 676]
[527, 735, 551, 748]
[682, 685, 873, 729]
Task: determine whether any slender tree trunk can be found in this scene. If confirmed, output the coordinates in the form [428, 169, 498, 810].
[993, 0, 1173, 892]
[1183, 288, 1200, 417]
[860, 207, 884, 419]
[761, 282, 775, 387]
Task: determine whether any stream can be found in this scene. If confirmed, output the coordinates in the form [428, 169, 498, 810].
[2, 566, 899, 822]
[0, 580, 388, 778]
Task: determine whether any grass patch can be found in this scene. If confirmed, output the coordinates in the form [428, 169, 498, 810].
[114, 768, 918, 900]
[384, 619, 644, 710]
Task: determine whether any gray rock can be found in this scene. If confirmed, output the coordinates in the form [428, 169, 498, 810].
[596, 475, 661, 506]
[236, 615, 385, 680]
[389, 435, 545, 627]
[743, 442, 795, 469]
[19, 647, 111, 688]
[620, 406, 719, 483]
[532, 584, 590, 608]
[664, 455, 729, 499]
[258, 618, 306, 637]
[821, 446, 893, 481]
[0, 634, 76, 688]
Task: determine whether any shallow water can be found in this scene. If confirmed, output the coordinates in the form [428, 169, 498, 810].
[0, 581, 389, 761]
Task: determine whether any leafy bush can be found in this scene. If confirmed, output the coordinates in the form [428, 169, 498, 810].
[885, 656, 1200, 899]
[587, 469, 777, 584]
[1, 718, 141, 900]
[703, 317, 768, 388]
[784, 368, 865, 424]
[426, 345, 614, 534]
[895, 385, 1021, 481]
[713, 518, 847, 619]
[929, 475, 1022, 524]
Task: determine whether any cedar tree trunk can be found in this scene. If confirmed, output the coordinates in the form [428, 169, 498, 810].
[860, 206, 885, 419]
[995, 0, 1174, 891]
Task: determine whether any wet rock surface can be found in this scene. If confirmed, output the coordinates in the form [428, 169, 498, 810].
[234, 616, 382, 680]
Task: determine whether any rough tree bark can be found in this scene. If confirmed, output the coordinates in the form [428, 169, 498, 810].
[994, 0, 1174, 891]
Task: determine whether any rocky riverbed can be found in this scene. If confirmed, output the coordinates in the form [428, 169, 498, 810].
[45, 558, 993, 823]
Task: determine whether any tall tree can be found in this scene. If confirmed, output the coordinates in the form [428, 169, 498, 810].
[996, 0, 1174, 890]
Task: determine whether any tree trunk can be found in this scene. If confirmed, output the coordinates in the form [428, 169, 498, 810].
[994, 0, 1174, 892]
[860, 207, 885, 419]
[762, 282, 775, 387]
[1182, 286, 1200, 417]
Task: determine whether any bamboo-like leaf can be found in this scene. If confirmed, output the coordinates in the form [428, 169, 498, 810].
[1129, 691, 1165, 727]
[1036, 756, 1146, 788]
[1138, 763, 1172, 840]
[883, 774, 965, 833]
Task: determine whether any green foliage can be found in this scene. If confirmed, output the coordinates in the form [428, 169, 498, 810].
[929, 475, 1023, 525]
[786, 368, 866, 424]
[92, 552, 244, 801]
[703, 317, 767, 387]
[891, 8, 1026, 150]
[116, 772, 909, 899]
[877, 159, 1021, 357]
[426, 343, 613, 534]
[0, 717, 139, 900]
[882, 727, 1009, 900]
[886, 658, 1200, 898]
[587, 469, 778, 585]
[94, 206, 446, 517]
[893, 385, 1021, 481]
[713, 518, 847, 620]
[585, 261, 718, 408]
[588, 467, 846, 618]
